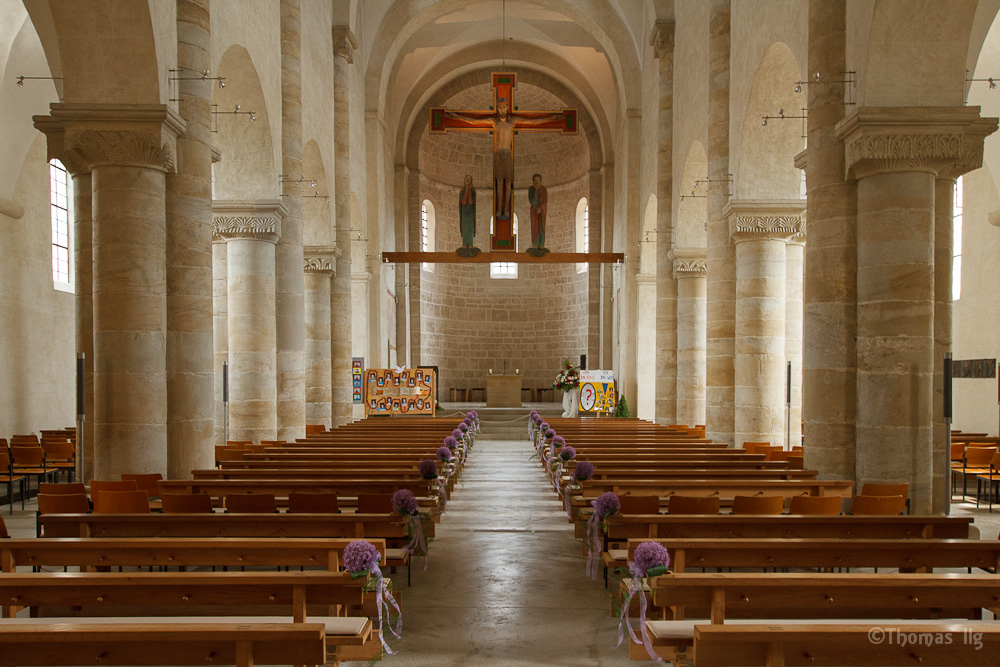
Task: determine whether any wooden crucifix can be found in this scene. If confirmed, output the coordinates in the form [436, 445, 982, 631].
[430, 72, 578, 253]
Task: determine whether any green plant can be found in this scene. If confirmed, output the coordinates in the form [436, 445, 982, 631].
[615, 395, 631, 418]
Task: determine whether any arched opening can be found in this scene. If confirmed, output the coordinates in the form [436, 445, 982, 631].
[576, 197, 588, 273]
[421, 199, 436, 272]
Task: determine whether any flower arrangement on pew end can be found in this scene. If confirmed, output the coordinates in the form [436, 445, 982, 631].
[586, 491, 621, 580]
[564, 459, 594, 519]
[613, 541, 671, 662]
[343, 539, 402, 658]
[393, 489, 430, 570]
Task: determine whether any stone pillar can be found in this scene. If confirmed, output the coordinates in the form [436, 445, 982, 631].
[331, 26, 357, 426]
[836, 106, 996, 513]
[587, 169, 603, 368]
[276, 0, 305, 441]
[932, 176, 955, 513]
[706, 0, 734, 445]
[35, 104, 184, 479]
[407, 168, 422, 368]
[728, 201, 803, 449]
[166, 0, 214, 477]
[673, 250, 707, 428]
[213, 238, 228, 445]
[214, 200, 284, 444]
[601, 163, 615, 369]
[653, 20, 677, 426]
[622, 109, 642, 413]
[801, 0, 856, 479]
[785, 232, 805, 449]
[304, 247, 335, 429]
[394, 164, 409, 366]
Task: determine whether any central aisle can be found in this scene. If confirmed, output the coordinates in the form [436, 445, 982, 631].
[365, 417, 634, 666]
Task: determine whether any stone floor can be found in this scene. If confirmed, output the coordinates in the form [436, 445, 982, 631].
[3, 417, 1000, 666]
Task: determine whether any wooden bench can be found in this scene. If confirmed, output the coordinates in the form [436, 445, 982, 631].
[0, 621, 331, 667]
[637, 572, 1000, 662]
[157, 479, 432, 502]
[692, 622, 1000, 667]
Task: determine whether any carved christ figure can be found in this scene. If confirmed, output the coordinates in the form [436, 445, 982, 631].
[444, 97, 563, 218]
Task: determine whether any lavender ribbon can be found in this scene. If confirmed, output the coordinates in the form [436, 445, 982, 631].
[613, 561, 662, 661]
[564, 481, 575, 519]
[551, 460, 564, 492]
[585, 506, 603, 580]
[436, 475, 448, 512]
[370, 562, 402, 655]
[405, 513, 429, 571]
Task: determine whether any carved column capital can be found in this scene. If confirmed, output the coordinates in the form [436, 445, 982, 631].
[34, 103, 185, 173]
[726, 199, 805, 244]
[650, 21, 675, 58]
[670, 248, 708, 279]
[333, 26, 358, 63]
[836, 106, 998, 180]
[212, 199, 285, 244]
[304, 246, 338, 275]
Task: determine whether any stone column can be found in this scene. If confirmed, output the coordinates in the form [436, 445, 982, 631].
[785, 231, 805, 449]
[728, 201, 803, 449]
[836, 107, 996, 513]
[622, 109, 642, 413]
[213, 238, 228, 445]
[932, 175, 955, 513]
[407, 168, 422, 367]
[706, 0, 735, 445]
[331, 26, 357, 426]
[36, 104, 184, 479]
[601, 163, 615, 369]
[214, 200, 284, 444]
[304, 247, 335, 429]
[653, 20, 677, 426]
[276, 0, 306, 441]
[587, 168, 603, 368]
[394, 164, 409, 366]
[801, 0, 856, 478]
[166, 0, 214, 477]
[673, 250, 707, 428]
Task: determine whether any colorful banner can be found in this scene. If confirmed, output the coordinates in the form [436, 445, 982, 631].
[364, 368, 437, 417]
[352, 358, 364, 403]
[578, 370, 616, 413]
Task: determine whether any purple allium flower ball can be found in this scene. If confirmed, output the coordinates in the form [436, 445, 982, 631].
[633, 541, 670, 576]
[343, 539, 380, 572]
[444, 435, 458, 450]
[532, 414, 542, 424]
[560, 446, 577, 461]
[545, 429, 556, 439]
[467, 411, 476, 419]
[392, 489, 419, 515]
[458, 422, 469, 432]
[529, 410, 538, 417]
[552, 435, 566, 448]
[540, 422, 550, 432]
[573, 461, 594, 481]
[592, 491, 620, 518]
[452, 429, 463, 439]
[418, 458, 438, 479]
[462, 417, 472, 427]
[437, 446, 452, 462]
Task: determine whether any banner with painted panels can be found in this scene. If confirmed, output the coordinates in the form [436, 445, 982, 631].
[578, 370, 616, 413]
[364, 368, 437, 417]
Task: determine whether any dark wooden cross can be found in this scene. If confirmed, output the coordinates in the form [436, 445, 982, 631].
[430, 72, 578, 252]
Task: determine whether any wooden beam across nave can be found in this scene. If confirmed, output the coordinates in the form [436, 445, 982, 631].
[380, 251, 624, 264]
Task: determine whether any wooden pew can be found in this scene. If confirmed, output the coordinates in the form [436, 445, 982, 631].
[625, 537, 1000, 574]
[0, 621, 330, 667]
[692, 622, 1000, 667]
[157, 478, 432, 502]
[191, 469, 426, 482]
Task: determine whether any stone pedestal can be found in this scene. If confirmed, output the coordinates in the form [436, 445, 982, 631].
[673, 250, 707, 428]
[214, 200, 284, 444]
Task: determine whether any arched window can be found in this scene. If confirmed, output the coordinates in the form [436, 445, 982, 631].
[490, 214, 518, 279]
[49, 158, 73, 291]
[421, 200, 435, 272]
[953, 176, 963, 301]
[575, 197, 589, 273]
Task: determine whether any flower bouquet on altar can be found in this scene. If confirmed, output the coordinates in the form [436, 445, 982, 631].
[553, 358, 581, 417]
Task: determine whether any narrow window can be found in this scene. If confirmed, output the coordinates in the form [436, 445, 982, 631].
[49, 158, 72, 291]
[490, 214, 518, 279]
[576, 198, 589, 273]
[421, 200, 435, 272]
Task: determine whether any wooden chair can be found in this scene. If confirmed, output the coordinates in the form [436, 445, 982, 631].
[121, 473, 164, 499]
[38, 482, 87, 495]
[36, 492, 92, 535]
[89, 479, 139, 505]
[9, 445, 52, 492]
[788, 495, 842, 515]
[860, 482, 909, 514]
[40, 440, 76, 481]
[160, 492, 215, 514]
[0, 516, 7, 538]
[356, 493, 393, 514]
[304, 424, 327, 436]
[957, 446, 998, 502]
[742, 442, 771, 456]
[619, 495, 660, 515]
[976, 451, 1000, 511]
[259, 440, 288, 447]
[288, 492, 340, 513]
[224, 493, 278, 514]
[92, 490, 152, 514]
[0, 449, 26, 513]
[226, 440, 253, 448]
[731, 495, 785, 515]
[848, 494, 906, 516]
[10, 434, 39, 446]
[786, 454, 804, 469]
[666, 495, 720, 515]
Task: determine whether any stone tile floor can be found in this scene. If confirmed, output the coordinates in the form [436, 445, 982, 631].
[3, 426, 999, 666]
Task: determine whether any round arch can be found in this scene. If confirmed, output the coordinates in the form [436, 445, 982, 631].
[302, 139, 332, 248]
[676, 141, 708, 251]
